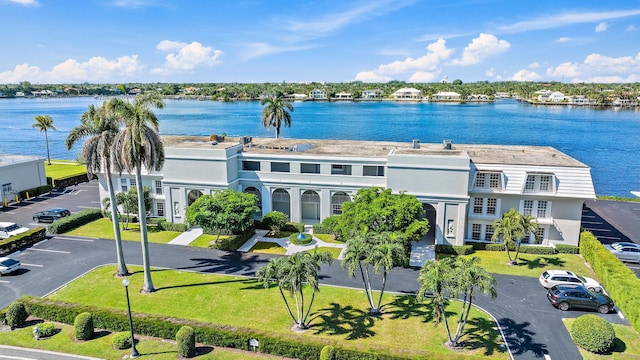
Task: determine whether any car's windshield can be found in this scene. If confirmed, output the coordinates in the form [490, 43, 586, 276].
[577, 275, 586, 283]
[611, 243, 624, 250]
[0, 258, 19, 267]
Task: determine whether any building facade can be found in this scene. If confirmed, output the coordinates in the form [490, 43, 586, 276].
[99, 137, 595, 248]
[0, 155, 47, 205]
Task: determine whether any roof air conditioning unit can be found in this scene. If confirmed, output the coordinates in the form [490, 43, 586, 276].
[443, 139, 452, 150]
[412, 139, 420, 149]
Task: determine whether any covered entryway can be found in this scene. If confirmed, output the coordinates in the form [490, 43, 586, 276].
[409, 203, 437, 267]
[331, 191, 351, 215]
[244, 186, 262, 216]
[187, 189, 203, 206]
[301, 190, 320, 223]
[272, 188, 291, 218]
[422, 203, 436, 245]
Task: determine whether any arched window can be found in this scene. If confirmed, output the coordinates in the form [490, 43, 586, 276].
[187, 189, 204, 206]
[331, 191, 351, 215]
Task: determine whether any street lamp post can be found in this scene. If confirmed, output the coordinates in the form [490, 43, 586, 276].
[122, 278, 140, 358]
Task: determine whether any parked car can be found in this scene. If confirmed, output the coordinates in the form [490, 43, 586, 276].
[32, 208, 71, 223]
[605, 242, 640, 263]
[546, 284, 614, 314]
[0, 256, 21, 275]
[539, 269, 603, 292]
[0, 222, 30, 239]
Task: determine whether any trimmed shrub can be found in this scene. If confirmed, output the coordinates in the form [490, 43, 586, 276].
[53, 173, 90, 189]
[112, 332, 132, 350]
[285, 222, 305, 233]
[74, 312, 94, 340]
[48, 209, 103, 234]
[485, 243, 505, 251]
[261, 211, 288, 235]
[312, 223, 332, 235]
[289, 233, 312, 245]
[435, 244, 474, 255]
[320, 345, 336, 360]
[469, 242, 487, 251]
[19, 185, 53, 199]
[519, 245, 556, 255]
[147, 217, 166, 225]
[176, 325, 196, 357]
[571, 314, 615, 353]
[156, 220, 188, 232]
[0, 309, 6, 325]
[555, 244, 579, 254]
[6, 302, 28, 328]
[37, 322, 57, 337]
[211, 229, 255, 251]
[0, 227, 46, 256]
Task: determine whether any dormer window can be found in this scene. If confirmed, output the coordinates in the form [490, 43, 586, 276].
[474, 172, 503, 191]
[524, 173, 555, 193]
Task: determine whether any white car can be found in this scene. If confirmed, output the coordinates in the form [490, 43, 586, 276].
[605, 242, 640, 263]
[0, 256, 21, 275]
[539, 269, 603, 292]
[0, 222, 29, 239]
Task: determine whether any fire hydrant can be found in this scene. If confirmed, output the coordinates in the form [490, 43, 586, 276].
[33, 325, 40, 340]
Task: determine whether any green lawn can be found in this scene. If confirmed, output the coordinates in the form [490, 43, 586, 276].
[66, 218, 180, 244]
[314, 233, 345, 244]
[249, 241, 287, 254]
[47, 265, 508, 359]
[0, 323, 289, 360]
[562, 319, 640, 359]
[457, 251, 598, 279]
[44, 160, 87, 180]
[306, 246, 343, 259]
[190, 234, 233, 248]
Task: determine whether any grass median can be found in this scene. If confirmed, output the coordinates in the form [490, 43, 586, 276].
[46, 265, 508, 359]
[66, 218, 180, 244]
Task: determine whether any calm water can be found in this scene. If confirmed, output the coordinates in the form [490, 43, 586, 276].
[1, 97, 639, 197]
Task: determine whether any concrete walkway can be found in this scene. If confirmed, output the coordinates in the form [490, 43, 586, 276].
[167, 227, 203, 245]
[238, 229, 347, 258]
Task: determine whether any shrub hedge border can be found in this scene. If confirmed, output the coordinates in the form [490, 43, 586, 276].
[579, 231, 640, 333]
[17, 296, 437, 360]
[434, 245, 474, 255]
[0, 227, 46, 256]
[47, 209, 103, 234]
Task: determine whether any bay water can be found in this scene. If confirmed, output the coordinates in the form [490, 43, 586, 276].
[1, 97, 639, 197]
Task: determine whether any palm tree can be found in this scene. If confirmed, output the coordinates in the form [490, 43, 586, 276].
[108, 92, 165, 293]
[256, 249, 333, 330]
[342, 232, 405, 315]
[417, 257, 455, 340]
[65, 104, 129, 276]
[260, 93, 293, 138]
[492, 208, 538, 265]
[32, 115, 56, 165]
[513, 212, 538, 262]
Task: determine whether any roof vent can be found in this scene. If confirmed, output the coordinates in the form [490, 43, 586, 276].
[443, 139, 452, 150]
[412, 139, 420, 149]
[239, 136, 253, 145]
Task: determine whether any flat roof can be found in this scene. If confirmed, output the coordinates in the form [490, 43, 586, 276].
[161, 136, 588, 168]
[0, 154, 42, 167]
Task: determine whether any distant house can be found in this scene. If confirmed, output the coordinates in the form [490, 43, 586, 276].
[285, 93, 308, 101]
[362, 89, 384, 99]
[391, 87, 423, 100]
[128, 88, 142, 95]
[494, 92, 510, 99]
[613, 98, 631, 106]
[549, 91, 565, 102]
[567, 96, 592, 105]
[467, 94, 491, 101]
[309, 89, 328, 100]
[431, 91, 461, 101]
[15, 92, 25, 97]
[31, 90, 54, 97]
[183, 87, 200, 94]
[258, 92, 276, 100]
[333, 92, 352, 101]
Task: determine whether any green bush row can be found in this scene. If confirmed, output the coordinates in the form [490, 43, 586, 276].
[47, 209, 103, 234]
[19, 185, 53, 199]
[555, 244, 579, 254]
[579, 231, 640, 333]
[312, 223, 333, 234]
[17, 296, 427, 360]
[156, 220, 188, 232]
[434, 245, 474, 255]
[0, 227, 46, 256]
[52, 173, 91, 189]
[479, 243, 557, 254]
[211, 228, 255, 251]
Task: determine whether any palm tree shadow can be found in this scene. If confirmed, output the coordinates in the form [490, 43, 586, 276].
[460, 317, 507, 356]
[517, 256, 565, 270]
[383, 295, 433, 323]
[309, 303, 377, 340]
[499, 318, 548, 357]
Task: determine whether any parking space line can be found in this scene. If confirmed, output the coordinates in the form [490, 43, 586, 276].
[26, 248, 70, 254]
[22, 263, 43, 267]
[53, 236, 94, 242]
[0, 280, 9, 283]
[544, 355, 551, 360]
[76, 206, 100, 209]
[580, 221, 602, 225]
[582, 227, 610, 232]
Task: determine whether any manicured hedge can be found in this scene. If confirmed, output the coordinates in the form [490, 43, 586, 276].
[435, 245, 474, 255]
[580, 231, 640, 333]
[53, 173, 91, 189]
[0, 227, 46, 256]
[481, 243, 556, 254]
[6, 302, 28, 328]
[47, 209, 103, 234]
[19, 185, 53, 199]
[313, 223, 333, 235]
[211, 229, 255, 251]
[285, 222, 305, 233]
[555, 244, 579, 254]
[571, 314, 615, 353]
[17, 295, 431, 360]
[156, 220, 188, 232]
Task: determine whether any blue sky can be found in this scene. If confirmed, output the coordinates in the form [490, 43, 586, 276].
[1, 0, 640, 84]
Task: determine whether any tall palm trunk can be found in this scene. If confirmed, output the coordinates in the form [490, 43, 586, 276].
[44, 129, 51, 165]
[136, 164, 154, 292]
[375, 270, 388, 312]
[105, 159, 128, 276]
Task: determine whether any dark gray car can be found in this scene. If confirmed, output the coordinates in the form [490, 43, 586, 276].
[33, 208, 71, 223]
[546, 284, 615, 314]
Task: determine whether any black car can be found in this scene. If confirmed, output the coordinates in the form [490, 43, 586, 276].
[546, 284, 615, 314]
[33, 208, 71, 223]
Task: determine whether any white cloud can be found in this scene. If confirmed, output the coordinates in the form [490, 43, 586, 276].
[485, 67, 495, 77]
[529, 62, 541, 68]
[555, 37, 571, 43]
[595, 22, 608, 32]
[409, 71, 439, 82]
[449, 33, 510, 66]
[7, 0, 38, 5]
[627, 24, 638, 31]
[0, 55, 145, 83]
[511, 69, 542, 81]
[544, 52, 640, 83]
[152, 40, 222, 73]
[354, 38, 453, 82]
[240, 42, 314, 61]
[498, 9, 640, 33]
[377, 48, 412, 57]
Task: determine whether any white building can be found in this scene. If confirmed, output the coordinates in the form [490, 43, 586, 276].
[332, 92, 352, 101]
[309, 89, 328, 100]
[391, 88, 423, 100]
[0, 155, 47, 204]
[549, 91, 565, 102]
[99, 137, 595, 249]
[431, 91, 462, 101]
[361, 89, 384, 99]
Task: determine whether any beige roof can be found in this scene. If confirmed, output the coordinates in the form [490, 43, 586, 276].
[161, 135, 587, 168]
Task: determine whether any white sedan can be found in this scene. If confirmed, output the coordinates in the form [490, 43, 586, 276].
[605, 242, 640, 263]
[0, 256, 21, 275]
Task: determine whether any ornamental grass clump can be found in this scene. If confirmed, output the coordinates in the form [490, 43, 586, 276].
[571, 314, 615, 353]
